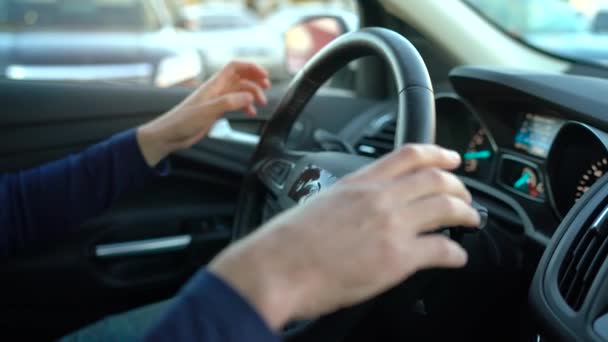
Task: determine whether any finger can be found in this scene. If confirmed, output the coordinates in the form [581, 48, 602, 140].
[207, 91, 255, 118]
[411, 235, 468, 269]
[261, 77, 272, 89]
[245, 104, 257, 117]
[400, 195, 480, 234]
[347, 144, 461, 182]
[239, 79, 267, 105]
[226, 61, 269, 81]
[391, 168, 472, 204]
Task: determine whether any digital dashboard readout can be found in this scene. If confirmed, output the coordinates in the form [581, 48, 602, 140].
[514, 113, 565, 158]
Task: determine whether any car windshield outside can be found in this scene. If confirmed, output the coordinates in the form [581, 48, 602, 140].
[0, 0, 158, 31]
[197, 14, 257, 29]
[466, 0, 608, 66]
[0, 0, 358, 89]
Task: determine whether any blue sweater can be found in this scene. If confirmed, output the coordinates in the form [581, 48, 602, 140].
[0, 129, 279, 342]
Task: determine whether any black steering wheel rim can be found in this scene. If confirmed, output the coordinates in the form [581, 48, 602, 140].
[234, 27, 435, 238]
[256, 27, 435, 156]
[232, 27, 436, 341]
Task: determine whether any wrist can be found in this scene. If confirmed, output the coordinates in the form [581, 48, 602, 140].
[136, 123, 173, 167]
[208, 237, 303, 330]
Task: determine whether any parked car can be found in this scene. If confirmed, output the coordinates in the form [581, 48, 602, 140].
[180, 3, 287, 80]
[264, 4, 359, 35]
[0, 0, 204, 87]
[592, 8, 608, 34]
[264, 5, 359, 75]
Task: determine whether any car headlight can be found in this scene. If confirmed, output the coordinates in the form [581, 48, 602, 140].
[155, 51, 203, 88]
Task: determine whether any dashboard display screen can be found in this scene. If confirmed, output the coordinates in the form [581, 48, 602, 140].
[514, 114, 564, 157]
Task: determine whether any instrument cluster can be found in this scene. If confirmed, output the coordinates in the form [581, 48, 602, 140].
[435, 95, 608, 220]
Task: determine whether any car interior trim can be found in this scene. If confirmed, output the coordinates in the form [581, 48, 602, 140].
[462, 176, 550, 246]
[94, 234, 192, 259]
[379, 0, 568, 72]
[208, 118, 261, 146]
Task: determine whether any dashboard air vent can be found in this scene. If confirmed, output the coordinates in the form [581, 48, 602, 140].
[356, 118, 396, 158]
[558, 206, 608, 310]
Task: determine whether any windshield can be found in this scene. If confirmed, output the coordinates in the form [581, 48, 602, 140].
[0, 0, 159, 31]
[465, 0, 608, 65]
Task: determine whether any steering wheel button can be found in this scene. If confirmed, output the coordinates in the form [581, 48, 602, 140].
[263, 160, 293, 187]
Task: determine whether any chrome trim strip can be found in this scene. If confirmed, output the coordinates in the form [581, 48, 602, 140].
[208, 118, 260, 146]
[592, 206, 608, 230]
[95, 235, 192, 258]
[6, 63, 153, 81]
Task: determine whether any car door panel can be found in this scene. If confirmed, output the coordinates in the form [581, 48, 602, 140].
[0, 80, 252, 339]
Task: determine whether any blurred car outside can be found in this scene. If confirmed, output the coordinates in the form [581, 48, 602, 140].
[265, 4, 358, 75]
[0, 0, 204, 88]
[592, 8, 608, 33]
[179, 2, 287, 81]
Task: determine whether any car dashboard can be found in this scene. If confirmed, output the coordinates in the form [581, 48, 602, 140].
[325, 66, 608, 247]
[313, 66, 608, 341]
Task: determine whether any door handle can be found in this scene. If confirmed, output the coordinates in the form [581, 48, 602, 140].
[208, 118, 260, 145]
[95, 235, 192, 259]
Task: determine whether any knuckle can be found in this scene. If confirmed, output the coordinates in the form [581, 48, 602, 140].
[431, 237, 453, 260]
[400, 144, 424, 161]
[436, 195, 459, 215]
[426, 168, 449, 188]
[222, 96, 239, 108]
[227, 61, 238, 69]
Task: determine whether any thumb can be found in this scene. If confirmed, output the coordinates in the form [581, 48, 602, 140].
[411, 235, 468, 270]
[206, 91, 255, 119]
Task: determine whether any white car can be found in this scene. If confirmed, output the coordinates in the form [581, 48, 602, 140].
[180, 4, 287, 80]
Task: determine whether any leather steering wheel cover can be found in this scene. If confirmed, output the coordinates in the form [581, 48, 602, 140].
[257, 27, 435, 155]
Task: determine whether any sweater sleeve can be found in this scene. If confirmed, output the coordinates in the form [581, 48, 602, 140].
[0, 129, 168, 257]
[143, 269, 281, 342]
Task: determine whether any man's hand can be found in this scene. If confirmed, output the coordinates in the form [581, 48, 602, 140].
[209, 144, 480, 330]
[136, 61, 271, 166]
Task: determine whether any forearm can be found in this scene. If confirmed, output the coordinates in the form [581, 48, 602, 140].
[143, 269, 280, 342]
[0, 129, 167, 256]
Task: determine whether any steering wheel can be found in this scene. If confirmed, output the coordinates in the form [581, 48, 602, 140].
[233, 27, 435, 341]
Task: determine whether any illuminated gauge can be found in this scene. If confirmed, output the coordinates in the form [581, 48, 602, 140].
[500, 157, 545, 201]
[513, 167, 545, 200]
[575, 157, 608, 201]
[462, 128, 494, 178]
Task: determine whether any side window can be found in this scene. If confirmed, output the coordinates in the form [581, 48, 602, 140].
[179, 0, 359, 89]
[0, 0, 358, 90]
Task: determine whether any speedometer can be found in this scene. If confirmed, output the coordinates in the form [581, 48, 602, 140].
[575, 158, 608, 201]
[436, 95, 496, 181]
[547, 122, 608, 217]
